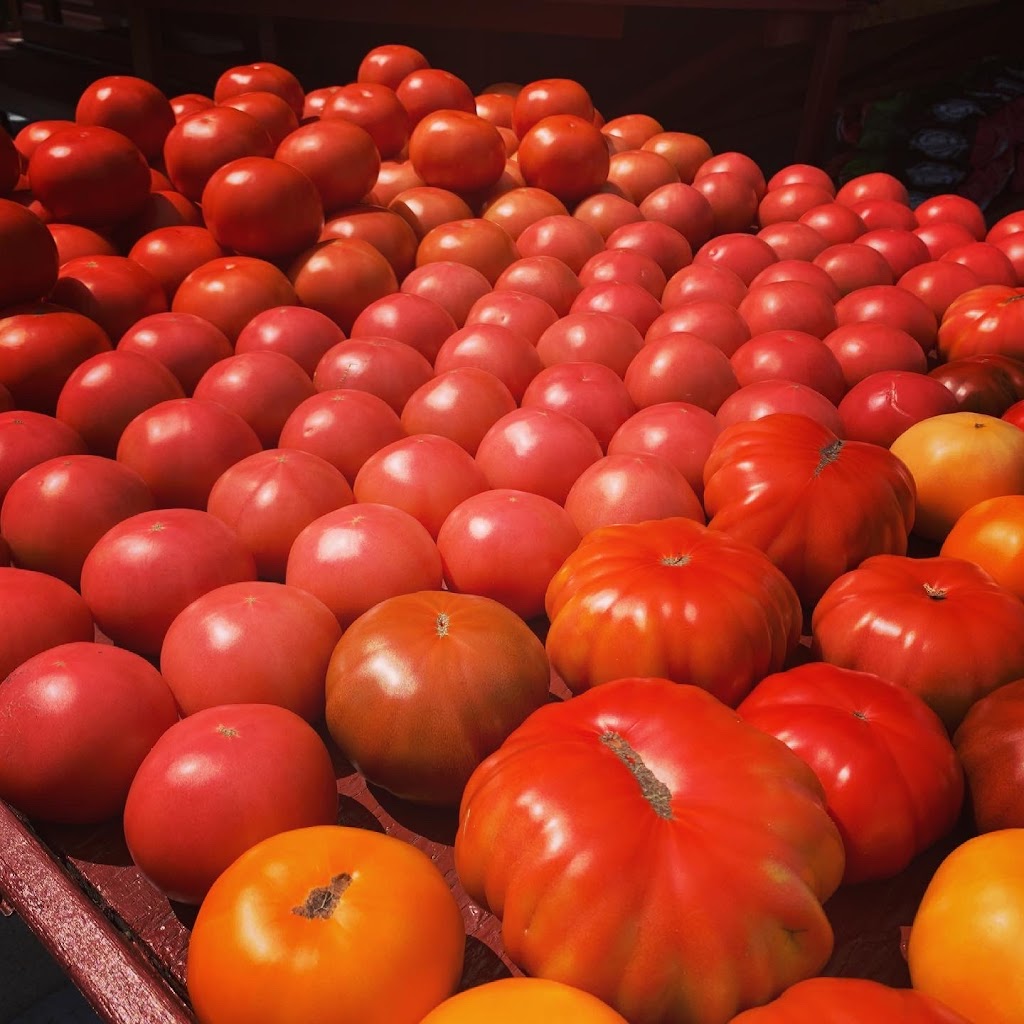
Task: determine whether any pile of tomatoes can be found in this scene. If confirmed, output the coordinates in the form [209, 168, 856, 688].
[1, 40, 1024, 1024]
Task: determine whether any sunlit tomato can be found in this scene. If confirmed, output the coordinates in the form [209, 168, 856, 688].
[691, 171, 758, 234]
[214, 62, 304, 117]
[988, 210, 1024, 244]
[162, 107, 274, 202]
[80, 507, 256, 656]
[991, 231, 1024, 285]
[125, 703, 337, 906]
[736, 280, 837, 339]
[822, 322, 928, 389]
[127, 226, 227, 303]
[515, 213, 602, 276]
[174, 255, 297, 342]
[432, 322, 539, 401]
[834, 284, 938, 353]
[940, 493, 1024, 602]
[812, 241, 894, 295]
[73, 75, 174, 162]
[313, 336, 433, 413]
[302, 86, 339, 120]
[279, 388, 405, 484]
[757, 221, 829, 262]
[47, 223, 116, 266]
[416, 217, 518, 284]
[730, 330, 845, 405]
[517, 114, 609, 203]
[624, 332, 738, 413]
[692, 232, 776, 287]
[855, 227, 930, 281]
[401, 260, 492, 326]
[767, 163, 835, 194]
[914, 193, 986, 241]
[349, 292, 455, 363]
[288, 238, 397, 332]
[647, 299, 751, 357]
[535, 311, 642, 376]
[13, 119, 75, 163]
[662, 263, 746, 310]
[641, 131, 711, 183]
[50, 255, 167, 343]
[407, 110, 504, 195]
[55, 350, 184, 457]
[389, 185, 473, 239]
[396, 67, 475, 127]
[357, 43, 429, 91]
[914, 221, 978, 261]
[117, 311, 232, 395]
[27, 126, 150, 228]
[846, 199, 918, 233]
[908, 830, 1024, 1023]
[570, 282, 662, 336]
[838, 369, 959, 448]
[835, 171, 909, 206]
[187, 825, 464, 1024]
[0, 411, 87, 508]
[475, 91, 515, 128]
[482, 187, 567, 241]
[896, 259, 982, 320]
[0, 307, 111, 414]
[170, 93, 214, 121]
[757, 183, 835, 226]
[890, 411, 1024, 542]
[716, 380, 844, 435]
[465, 288, 557, 344]
[939, 240, 1016, 287]
[323, 83, 408, 160]
[495, 255, 581, 316]
[0, 640, 176, 824]
[509, 78, 592, 138]
[286, 502, 442, 627]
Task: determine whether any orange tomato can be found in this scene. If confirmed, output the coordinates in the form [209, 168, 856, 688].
[890, 412, 1024, 541]
[940, 493, 1024, 598]
[908, 829, 1024, 1024]
[420, 978, 629, 1023]
[187, 825, 465, 1024]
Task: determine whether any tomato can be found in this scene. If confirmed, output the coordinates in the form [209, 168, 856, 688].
[516, 214, 603, 275]
[730, 330, 846, 405]
[847, 198, 918, 231]
[705, 413, 915, 608]
[187, 824, 464, 1024]
[401, 261, 492, 326]
[716, 380, 844, 435]
[929, 356, 1021, 416]
[941, 493, 1024, 600]
[757, 221, 829, 262]
[605, 221, 694, 281]
[0, 566, 94, 680]
[988, 210, 1024, 244]
[891, 411, 1024, 542]
[738, 662, 962, 883]
[813, 242, 894, 295]
[798, 203, 867, 245]
[570, 281, 661, 336]
[48, 223, 117, 266]
[0, 641, 176, 824]
[320, 204, 417, 280]
[396, 68, 475, 126]
[467, 288, 558, 344]
[639, 183, 716, 254]
[323, 83, 408, 160]
[914, 193, 986, 241]
[823, 322, 928, 388]
[275, 119, 379, 214]
[662, 263, 746, 309]
[434, 322, 541, 402]
[991, 231, 1024, 284]
[836, 172, 909, 207]
[937, 284, 1024, 361]
[127, 226, 227, 303]
[456, 677, 842, 1022]
[511, 78, 593, 137]
[897, 259, 982, 320]
[572, 192, 643, 241]
[647, 300, 750, 357]
[355, 43, 428, 88]
[691, 171, 758, 234]
[27, 126, 149, 228]
[624, 332, 737, 412]
[749, 258, 841, 303]
[350, 292, 456, 363]
[496, 255, 582, 315]
[390, 185, 474, 239]
[314, 336, 433, 413]
[834, 284, 938, 354]
[214, 62, 304, 118]
[908, 830, 1024, 1024]
[838, 370, 959, 448]
[757, 183, 835, 227]
[218, 90, 298, 148]
[0, 199, 58, 309]
[767, 163, 835, 194]
[475, 90, 516, 128]
[641, 131, 711, 183]
[517, 115, 609, 203]
[536, 311, 643, 377]
[734, 280, 837, 340]
[0, 308, 111, 414]
[13, 119, 75, 162]
[940, 241, 1016, 286]
[170, 93, 214, 121]
[114, 190, 203, 248]
[279, 389, 405, 485]
[407, 110, 504, 195]
[483, 186, 567, 241]
[75, 75, 175, 162]
[117, 311, 232, 395]
[856, 227, 930, 280]
[730, 977, 971, 1023]
[914, 221, 978, 260]
[422, 977, 629, 1023]
[416, 217, 518, 285]
[605, 150, 678, 204]
[1, 454, 153, 587]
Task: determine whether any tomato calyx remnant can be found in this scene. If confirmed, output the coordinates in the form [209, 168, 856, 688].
[815, 439, 844, 476]
[660, 553, 690, 567]
[435, 612, 450, 638]
[923, 583, 947, 601]
[292, 872, 352, 919]
[600, 730, 674, 820]
[216, 725, 240, 738]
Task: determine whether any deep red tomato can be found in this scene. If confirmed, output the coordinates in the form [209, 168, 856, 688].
[0, 308, 111, 414]
[748, 258, 841, 302]
[757, 183, 835, 226]
[0, 199, 58, 309]
[475, 91, 516, 128]
[0, 641, 177, 824]
[691, 171, 758, 234]
[704, 413, 916, 608]
[483, 186, 568, 241]
[813, 553, 1024, 730]
[75, 75, 175, 162]
[847, 197, 918, 231]
[798, 202, 867, 245]
[80, 507, 257, 656]
[437, 488, 581, 621]
[838, 369, 959, 447]
[286, 502, 442, 627]
[357, 43, 430, 90]
[117, 311, 232, 395]
[1, 454, 153, 587]
[213, 62, 304, 118]
[323, 83, 408, 160]
[636, 183, 712, 253]
[991, 231, 1024, 283]
[349, 292, 456, 363]
[28, 126, 149, 228]
[163, 106, 274, 202]
[517, 115, 609, 204]
[0, 566, 94, 680]
[401, 261, 492, 326]
[219, 91, 299, 148]
[276, 119, 379, 214]
[370, 155, 428, 204]
[624, 332, 738, 412]
[0, 411, 87, 511]
[730, 330, 846, 405]
[738, 662, 963, 883]
[835, 172, 909, 206]
[823, 322, 928, 388]
[174, 256, 298, 342]
[511, 78, 594, 138]
[694, 232, 777, 286]
[929, 356, 1022, 416]
[320, 204, 418, 281]
[127, 226, 227, 303]
[396, 68, 475, 126]
[604, 220, 694, 281]
[124, 703, 337, 904]
[114, 191, 202, 248]
[116, 397, 262, 508]
[234, 305, 345, 376]
[940, 241, 1016, 286]
[914, 221, 978, 259]
[47, 223, 117, 266]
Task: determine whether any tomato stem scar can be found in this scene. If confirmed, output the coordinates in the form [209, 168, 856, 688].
[436, 612, 450, 637]
[815, 439, 844, 476]
[600, 731, 674, 820]
[923, 583, 947, 600]
[292, 873, 352, 919]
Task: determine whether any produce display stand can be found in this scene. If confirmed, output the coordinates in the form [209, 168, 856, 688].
[0, 675, 972, 1024]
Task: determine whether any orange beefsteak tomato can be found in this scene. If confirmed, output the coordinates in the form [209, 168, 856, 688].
[187, 825, 465, 1024]
[420, 978, 629, 1023]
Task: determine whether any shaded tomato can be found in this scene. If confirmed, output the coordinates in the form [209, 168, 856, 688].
[117, 312, 232, 395]
[128, 226, 227, 303]
[390, 185, 474, 239]
[0, 199, 58, 309]
[929, 356, 1021, 416]
[47, 223, 117, 266]
[641, 130, 712, 183]
[691, 171, 758, 234]
[320, 204, 418, 280]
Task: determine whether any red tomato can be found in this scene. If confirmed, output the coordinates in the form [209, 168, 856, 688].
[634, 187, 711, 260]
[647, 299, 751, 357]
[370, 158, 429, 207]
[988, 210, 1024, 244]
[572, 192, 643, 241]
[13, 119, 75, 163]
[350, 292, 456, 363]
[812, 241, 894, 295]
[941, 241, 1016, 287]
[516, 214, 603, 275]
[320, 204, 418, 280]
[838, 369, 959, 447]
[517, 115, 609, 203]
[174, 256, 298, 343]
[705, 413, 915, 607]
[390, 185, 474, 239]
[856, 227, 931, 279]
[896, 259, 982, 320]
[536, 311, 643, 377]
[937, 283, 1024, 361]
[823, 322, 928, 388]
[357, 44, 429, 90]
[605, 220, 694, 280]
[0, 567, 94, 680]
[0, 200, 57, 309]
[737, 280, 837, 339]
[475, 91, 516, 128]
[475, 407, 602, 504]
[127, 226, 227, 303]
[991, 231, 1024, 285]
[834, 284, 938, 353]
[483, 187, 568, 241]
[495, 255, 582, 315]
[605, 150, 678, 204]
[323, 83, 408, 160]
[914, 220, 978, 259]
[0, 307, 111, 414]
[730, 330, 846, 405]
[942, 494, 1024, 604]
[124, 703, 337, 904]
[118, 311, 232, 395]
[28, 126, 149, 228]
[75, 75, 175, 162]
[47, 223, 117, 266]
[303, 88, 340, 120]
[286, 502, 442, 627]
[219, 91, 298, 148]
[757, 183, 835, 227]
[114, 190, 203, 248]
[276, 119, 379, 214]
[408, 110, 505, 195]
[401, 260, 492, 326]
[929, 356, 1023, 416]
[847, 198, 917, 231]
[396, 68, 475, 126]
[748, 258, 841, 303]
[0, 411, 88, 508]
[0, 641, 177, 824]
[757, 221, 829, 262]
[564, 451, 704, 534]
[716, 380, 844, 435]
[625, 332, 738, 412]
[512, 78, 594, 138]
[416, 217, 518, 285]
[433, 322, 541, 402]
[738, 662, 963, 883]
[695, 150, 766, 198]
[466, 288, 558, 344]
[915, 193, 986, 241]
[766, 163, 835, 194]
[313, 336, 433, 413]
[835, 171, 909, 206]
[798, 202, 867, 245]
[162, 107, 274, 202]
[570, 281, 662, 336]
[213, 62, 303, 117]
[279, 389, 405, 484]
[170, 93, 214, 121]
[641, 130, 712, 182]
[438, 488, 580, 620]
[50, 255, 167, 342]
[662, 263, 747, 309]
[691, 171, 758, 234]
